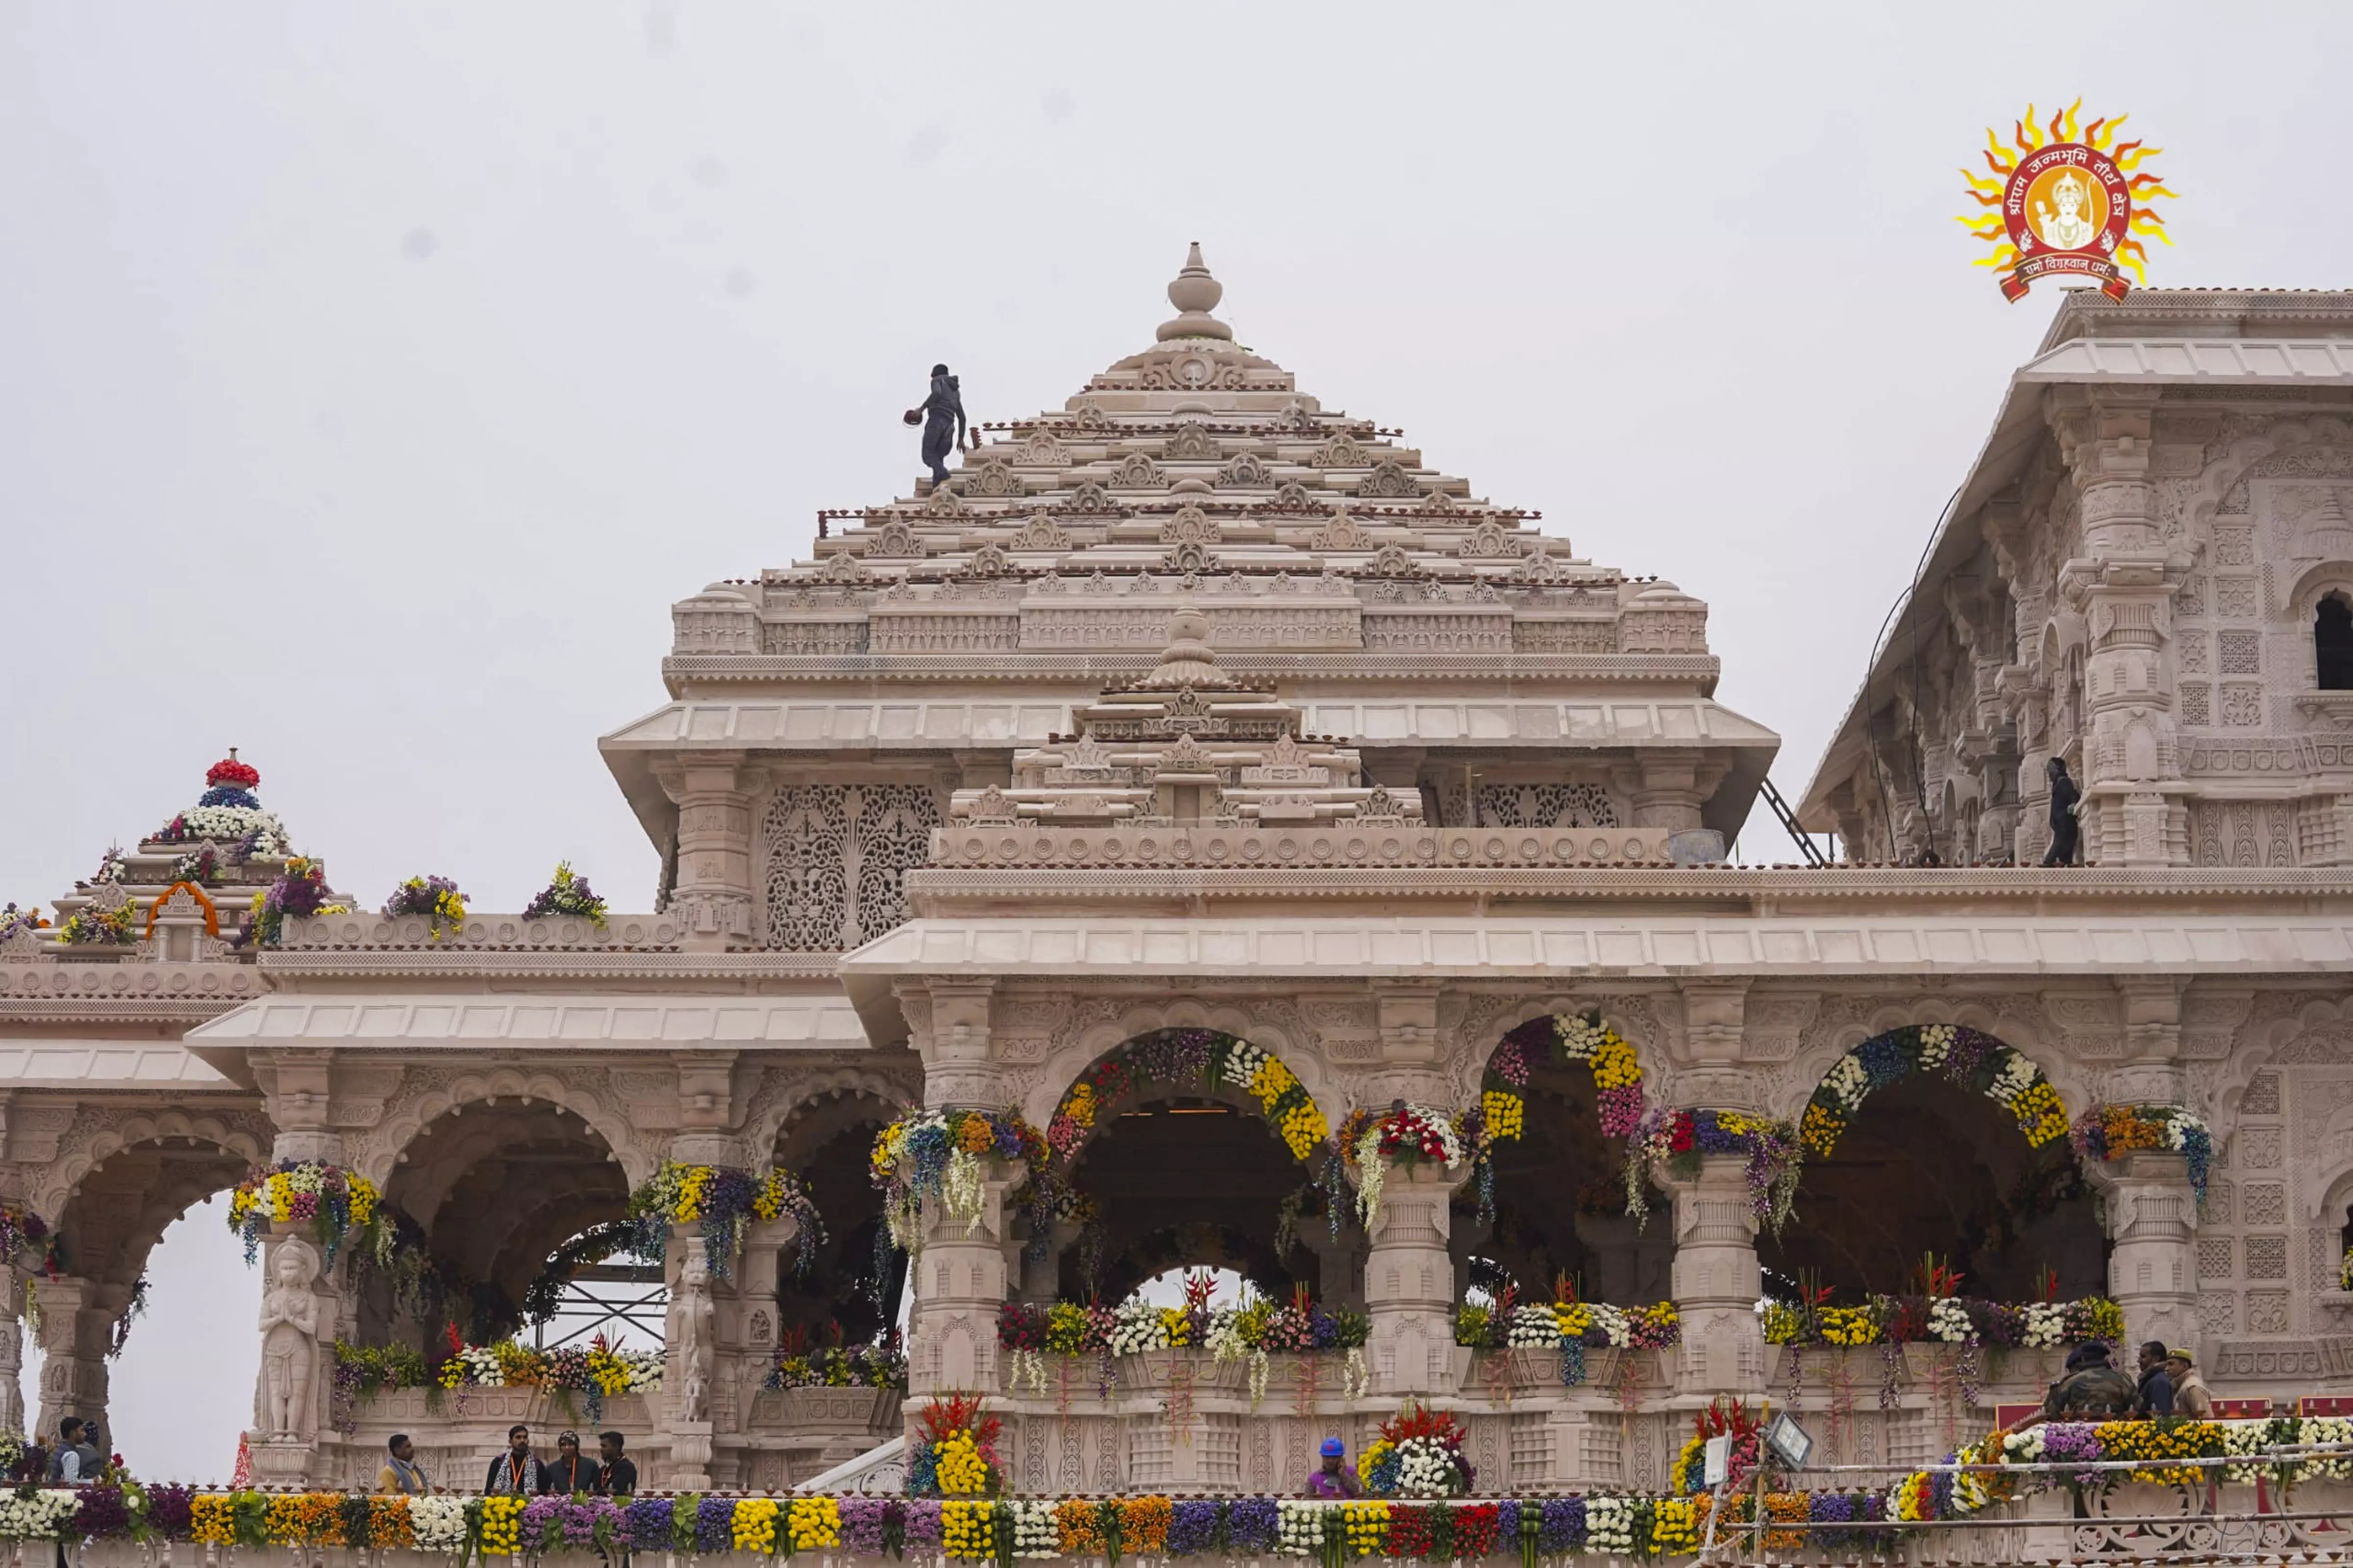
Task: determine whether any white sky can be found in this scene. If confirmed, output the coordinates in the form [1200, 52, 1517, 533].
[8, 0, 2353, 1481]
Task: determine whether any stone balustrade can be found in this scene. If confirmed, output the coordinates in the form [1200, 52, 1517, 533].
[929, 824, 1679, 870]
[277, 913, 684, 951]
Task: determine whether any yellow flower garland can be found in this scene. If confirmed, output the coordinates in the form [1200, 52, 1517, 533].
[478, 1495, 526, 1557]
[730, 1497, 778, 1554]
[787, 1496, 841, 1551]
[943, 1500, 996, 1560]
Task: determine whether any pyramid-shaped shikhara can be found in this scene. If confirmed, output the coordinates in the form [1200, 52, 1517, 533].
[714, 244, 1711, 664]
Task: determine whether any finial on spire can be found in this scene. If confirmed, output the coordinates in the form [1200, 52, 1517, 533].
[1138, 599, 1233, 688]
[1156, 242, 1233, 344]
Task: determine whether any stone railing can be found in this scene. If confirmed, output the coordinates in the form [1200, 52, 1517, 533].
[278, 913, 684, 951]
[930, 823, 1678, 869]
[0, 956, 265, 1000]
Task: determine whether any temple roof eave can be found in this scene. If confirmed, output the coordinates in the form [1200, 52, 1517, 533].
[1796, 298, 2353, 825]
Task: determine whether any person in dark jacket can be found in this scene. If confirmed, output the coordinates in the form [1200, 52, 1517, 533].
[2041, 757, 2082, 866]
[597, 1431, 638, 1497]
[484, 1424, 540, 1495]
[2136, 1340, 2176, 1416]
[906, 365, 968, 487]
[2018, 1341, 2138, 1427]
[540, 1431, 598, 1495]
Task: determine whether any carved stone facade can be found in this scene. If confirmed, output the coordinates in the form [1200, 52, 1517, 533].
[11, 265, 2353, 1503]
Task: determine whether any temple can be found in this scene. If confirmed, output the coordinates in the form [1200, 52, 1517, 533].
[9, 253, 2353, 1539]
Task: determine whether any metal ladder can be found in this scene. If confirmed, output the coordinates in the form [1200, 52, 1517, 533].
[1756, 777, 1830, 867]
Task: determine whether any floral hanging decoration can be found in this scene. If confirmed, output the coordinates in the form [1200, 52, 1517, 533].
[624, 1163, 824, 1283]
[1802, 1024, 2068, 1158]
[2071, 1103, 2212, 1208]
[226, 1162, 384, 1267]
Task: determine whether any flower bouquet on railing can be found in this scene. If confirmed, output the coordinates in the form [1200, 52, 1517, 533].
[625, 1162, 823, 1283]
[1339, 1102, 1465, 1229]
[0, 903, 46, 945]
[2072, 1103, 2213, 1207]
[1761, 1269, 2122, 1350]
[871, 1108, 1047, 1251]
[425, 1326, 661, 1421]
[1672, 1398, 1764, 1495]
[56, 899, 137, 946]
[906, 1393, 1001, 1498]
[239, 857, 342, 947]
[1360, 1400, 1472, 1498]
[1048, 1030, 1329, 1163]
[522, 861, 609, 928]
[1626, 1107, 1804, 1232]
[1456, 1276, 1680, 1386]
[380, 874, 466, 939]
[766, 1325, 906, 1394]
[226, 1161, 384, 1266]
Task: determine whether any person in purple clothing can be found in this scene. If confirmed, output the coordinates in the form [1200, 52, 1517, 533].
[1305, 1437, 1363, 1497]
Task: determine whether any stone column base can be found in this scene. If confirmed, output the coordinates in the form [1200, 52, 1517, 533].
[666, 1420, 715, 1489]
[248, 1435, 315, 1487]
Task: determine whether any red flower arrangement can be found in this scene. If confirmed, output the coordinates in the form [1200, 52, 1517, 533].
[207, 754, 261, 790]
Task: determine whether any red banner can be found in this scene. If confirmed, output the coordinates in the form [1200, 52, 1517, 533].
[2002, 251, 2131, 302]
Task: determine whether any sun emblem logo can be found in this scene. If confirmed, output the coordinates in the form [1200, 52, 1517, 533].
[1958, 101, 2175, 301]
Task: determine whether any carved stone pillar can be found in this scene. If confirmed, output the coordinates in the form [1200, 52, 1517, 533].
[2108, 980, 2187, 1106]
[685, 1215, 799, 1492]
[657, 754, 760, 952]
[0, 1272, 22, 1436]
[2056, 389, 2189, 866]
[667, 1053, 747, 1170]
[1658, 1155, 1765, 1397]
[905, 1174, 1024, 1399]
[2100, 1152, 2199, 1356]
[911, 982, 1001, 1111]
[256, 1050, 343, 1167]
[31, 1275, 109, 1450]
[1362, 1162, 1468, 1398]
[1623, 757, 1714, 833]
[660, 1224, 721, 1489]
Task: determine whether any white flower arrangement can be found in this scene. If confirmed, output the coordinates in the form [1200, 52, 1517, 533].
[1822, 1053, 1871, 1112]
[1928, 1297, 1974, 1344]
[2020, 1303, 2067, 1348]
[1585, 1303, 1634, 1348]
[0, 1490, 79, 1541]
[411, 1496, 472, 1554]
[1248, 1347, 1271, 1410]
[1344, 1345, 1371, 1401]
[2002, 1427, 2045, 1463]
[1557, 1015, 1613, 1060]
[166, 804, 291, 856]
[1109, 1297, 1168, 1355]
[941, 1146, 986, 1234]
[458, 1344, 506, 1386]
[1393, 1435, 1462, 1497]
[1507, 1304, 1560, 1348]
[2162, 1110, 2211, 1153]
[1277, 1500, 1327, 1556]
[621, 1352, 663, 1392]
[1917, 1023, 1955, 1071]
[1584, 1496, 1636, 1554]
[1219, 1041, 1271, 1089]
[1011, 1501, 1058, 1559]
[1985, 1050, 2036, 1106]
[2299, 1416, 2353, 1481]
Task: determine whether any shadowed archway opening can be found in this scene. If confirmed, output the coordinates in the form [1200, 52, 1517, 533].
[1763, 1072, 2104, 1300]
[774, 1091, 907, 1345]
[377, 1098, 628, 1348]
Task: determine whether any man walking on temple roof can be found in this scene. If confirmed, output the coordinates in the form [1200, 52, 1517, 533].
[905, 363, 968, 488]
[2040, 758, 2081, 868]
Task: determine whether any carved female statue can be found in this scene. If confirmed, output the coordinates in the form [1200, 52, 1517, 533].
[256, 1239, 321, 1439]
[675, 1252, 714, 1422]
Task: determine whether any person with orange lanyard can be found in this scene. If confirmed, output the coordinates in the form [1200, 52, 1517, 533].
[483, 1424, 542, 1495]
[539, 1432, 599, 1495]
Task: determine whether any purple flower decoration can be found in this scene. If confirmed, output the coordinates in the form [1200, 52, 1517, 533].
[145, 1485, 195, 1542]
[1538, 1496, 1584, 1553]
[1226, 1495, 1278, 1553]
[695, 1496, 735, 1551]
[901, 1499, 943, 1550]
[624, 1497, 673, 1551]
[1168, 1500, 1221, 1555]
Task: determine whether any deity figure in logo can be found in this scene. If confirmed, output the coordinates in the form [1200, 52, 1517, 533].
[257, 1238, 321, 1439]
[2033, 172, 2098, 251]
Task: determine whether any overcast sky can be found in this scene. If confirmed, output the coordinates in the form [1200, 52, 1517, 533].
[8, 0, 2352, 1481]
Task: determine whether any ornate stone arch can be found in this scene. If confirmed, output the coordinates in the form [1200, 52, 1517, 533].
[1454, 993, 1667, 1110]
[40, 1109, 270, 1223]
[1775, 999, 2084, 1122]
[359, 1068, 651, 1190]
[753, 1068, 920, 1170]
[1779, 1013, 2073, 1159]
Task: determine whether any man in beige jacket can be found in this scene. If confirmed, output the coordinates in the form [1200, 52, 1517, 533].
[2165, 1349, 2213, 1417]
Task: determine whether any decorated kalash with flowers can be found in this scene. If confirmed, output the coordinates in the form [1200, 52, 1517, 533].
[25, 153, 2353, 1566]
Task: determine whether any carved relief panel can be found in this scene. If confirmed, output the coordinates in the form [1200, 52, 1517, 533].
[760, 784, 941, 950]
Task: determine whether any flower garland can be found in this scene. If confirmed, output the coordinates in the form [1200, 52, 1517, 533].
[1486, 1010, 1648, 1147]
[1457, 1291, 1682, 1376]
[153, 804, 290, 859]
[381, 874, 466, 939]
[1358, 1400, 1472, 1498]
[767, 1333, 907, 1393]
[871, 1108, 1046, 1253]
[225, 1161, 383, 1266]
[1759, 1291, 2122, 1348]
[1048, 1029, 1330, 1164]
[2071, 1103, 2213, 1207]
[1340, 1103, 1465, 1230]
[1626, 1107, 1804, 1231]
[522, 862, 608, 927]
[1802, 1023, 2068, 1157]
[0, 903, 46, 943]
[906, 1393, 1002, 1498]
[625, 1161, 823, 1282]
[143, 881, 219, 939]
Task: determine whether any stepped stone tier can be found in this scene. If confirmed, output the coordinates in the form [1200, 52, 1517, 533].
[7, 256, 2353, 1541]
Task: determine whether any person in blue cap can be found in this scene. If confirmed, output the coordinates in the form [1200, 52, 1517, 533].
[1305, 1436, 1363, 1498]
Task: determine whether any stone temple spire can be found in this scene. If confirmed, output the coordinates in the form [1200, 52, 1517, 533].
[1156, 242, 1233, 343]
